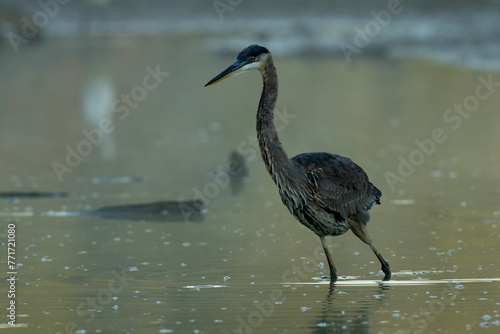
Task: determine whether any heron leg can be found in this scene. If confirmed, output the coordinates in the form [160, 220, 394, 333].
[349, 216, 391, 281]
[319, 236, 338, 282]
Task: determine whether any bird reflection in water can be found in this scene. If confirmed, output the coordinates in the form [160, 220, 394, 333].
[311, 282, 391, 332]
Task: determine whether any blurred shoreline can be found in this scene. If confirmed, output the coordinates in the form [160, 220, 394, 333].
[1, 1, 500, 71]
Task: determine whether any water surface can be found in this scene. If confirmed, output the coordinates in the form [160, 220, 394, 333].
[1, 31, 499, 333]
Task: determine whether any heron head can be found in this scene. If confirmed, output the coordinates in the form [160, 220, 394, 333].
[205, 45, 270, 87]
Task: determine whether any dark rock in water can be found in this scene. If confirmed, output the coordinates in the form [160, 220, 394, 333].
[228, 150, 249, 195]
[89, 200, 205, 222]
[0, 191, 69, 199]
[0, 4, 43, 41]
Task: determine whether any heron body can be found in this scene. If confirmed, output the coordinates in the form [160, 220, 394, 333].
[205, 45, 391, 281]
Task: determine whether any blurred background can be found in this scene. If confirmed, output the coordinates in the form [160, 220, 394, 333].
[1, 0, 500, 333]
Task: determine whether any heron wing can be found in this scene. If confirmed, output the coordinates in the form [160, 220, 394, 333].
[291, 152, 381, 220]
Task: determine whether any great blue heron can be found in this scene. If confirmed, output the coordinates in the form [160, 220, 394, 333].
[205, 45, 391, 281]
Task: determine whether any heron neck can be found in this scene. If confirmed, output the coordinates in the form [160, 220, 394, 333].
[256, 58, 301, 188]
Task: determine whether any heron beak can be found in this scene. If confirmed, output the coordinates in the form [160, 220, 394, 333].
[204, 60, 245, 87]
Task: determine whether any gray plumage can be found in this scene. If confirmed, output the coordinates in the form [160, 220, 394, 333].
[206, 44, 391, 281]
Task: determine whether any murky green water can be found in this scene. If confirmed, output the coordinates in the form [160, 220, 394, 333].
[1, 34, 499, 333]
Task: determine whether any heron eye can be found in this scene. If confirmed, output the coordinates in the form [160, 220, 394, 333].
[249, 56, 255, 61]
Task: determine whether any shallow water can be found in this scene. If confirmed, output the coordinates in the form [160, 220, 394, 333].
[1, 31, 500, 333]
